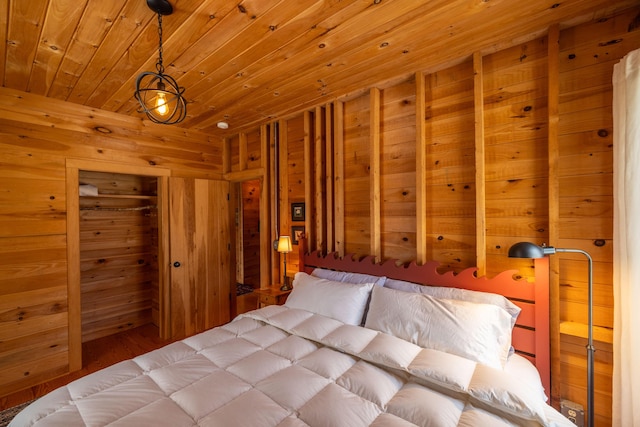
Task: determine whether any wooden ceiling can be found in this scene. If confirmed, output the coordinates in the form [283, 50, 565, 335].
[1, 0, 637, 136]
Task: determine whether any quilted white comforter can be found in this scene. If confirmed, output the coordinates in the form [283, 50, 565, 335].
[10, 305, 573, 427]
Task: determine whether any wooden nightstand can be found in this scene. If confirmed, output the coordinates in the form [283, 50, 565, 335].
[255, 285, 292, 308]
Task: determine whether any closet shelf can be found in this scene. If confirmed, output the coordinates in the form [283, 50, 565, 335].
[80, 205, 157, 211]
[81, 194, 157, 200]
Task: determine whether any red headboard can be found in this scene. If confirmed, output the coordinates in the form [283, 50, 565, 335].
[298, 239, 550, 395]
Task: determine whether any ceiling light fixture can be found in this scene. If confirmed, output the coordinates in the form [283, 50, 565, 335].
[134, 0, 186, 125]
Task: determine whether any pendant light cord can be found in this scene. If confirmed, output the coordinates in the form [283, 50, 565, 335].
[156, 13, 165, 76]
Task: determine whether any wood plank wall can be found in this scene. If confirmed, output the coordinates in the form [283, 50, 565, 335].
[0, 6, 637, 426]
[231, 8, 640, 426]
[0, 88, 223, 397]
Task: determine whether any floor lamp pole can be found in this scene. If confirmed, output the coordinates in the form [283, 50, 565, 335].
[282, 252, 288, 287]
[556, 248, 594, 427]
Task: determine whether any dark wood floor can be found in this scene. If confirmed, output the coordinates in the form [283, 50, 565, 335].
[0, 292, 259, 411]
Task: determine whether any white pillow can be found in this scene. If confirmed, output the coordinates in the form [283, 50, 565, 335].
[286, 272, 375, 325]
[383, 278, 521, 327]
[364, 286, 513, 369]
[311, 268, 386, 287]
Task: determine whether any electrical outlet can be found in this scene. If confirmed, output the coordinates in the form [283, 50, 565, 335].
[561, 399, 584, 427]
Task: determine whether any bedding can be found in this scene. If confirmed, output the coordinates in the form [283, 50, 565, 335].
[10, 305, 573, 427]
[383, 278, 521, 327]
[285, 272, 374, 325]
[365, 286, 513, 369]
[311, 267, 387, 287]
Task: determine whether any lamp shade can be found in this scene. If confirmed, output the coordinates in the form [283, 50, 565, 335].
[508, 242, 546, 258]
[277, 236, 292, 253]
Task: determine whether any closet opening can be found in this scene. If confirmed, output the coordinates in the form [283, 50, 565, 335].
[78, 171, 161, 343]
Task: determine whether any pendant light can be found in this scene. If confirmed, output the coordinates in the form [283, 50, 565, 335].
[134, 0, 186, 124]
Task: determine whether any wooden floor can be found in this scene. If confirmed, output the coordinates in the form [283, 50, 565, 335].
[0, 292, 259, 411]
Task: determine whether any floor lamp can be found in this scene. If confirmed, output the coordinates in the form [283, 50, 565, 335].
[508, 242, 595, 427]
[277, 236, 293, 291]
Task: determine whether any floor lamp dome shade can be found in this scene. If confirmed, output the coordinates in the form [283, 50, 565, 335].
[508, 242, 556, 258]
[134, 0, 187, 125]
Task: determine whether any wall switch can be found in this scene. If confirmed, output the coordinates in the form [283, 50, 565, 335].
[561, 399, 584, 427]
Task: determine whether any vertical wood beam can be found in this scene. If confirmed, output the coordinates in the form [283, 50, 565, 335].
[279, 119, 289, 240]
[223, 137, 231, 174]
[269, 122, 279, 285]
[260, 124, 272, 288]
[473, 51, 487, 276]
[239, 132, 248, 171]
[233, 184, 244, 291]
[370, 88, 381, 260]
[314, 106, 325, 252]
[0, 0, 7, 85]
[278, 119, 290, 284]
[547, 23, 562, 408]
[325, 103, 334, 252]
[65, 164, 81, 371]
[334, 101, 345, 257]
[425, 74, 434, 261]
[157, 175, 170, 339]
[304, 110, 314, 248]
[415, 71, 427, 265]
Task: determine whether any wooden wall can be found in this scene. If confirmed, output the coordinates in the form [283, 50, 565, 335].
[232, 8, 640, 426]
[0, 6, 638, 426]
[0, 87, 223, 397]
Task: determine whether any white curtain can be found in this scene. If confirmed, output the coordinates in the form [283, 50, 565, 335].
[613, 48, 640, 426]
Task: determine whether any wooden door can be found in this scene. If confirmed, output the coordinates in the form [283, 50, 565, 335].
[168, 178, 231, 339]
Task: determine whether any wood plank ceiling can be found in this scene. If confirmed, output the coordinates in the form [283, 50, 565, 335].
[1, 0, 636, 136]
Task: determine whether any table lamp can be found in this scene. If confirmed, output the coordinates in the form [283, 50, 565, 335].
[277, 236, 293, 291]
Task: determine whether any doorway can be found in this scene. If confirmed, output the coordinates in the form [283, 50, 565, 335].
[233, 179, 263, 314]
[66, 159, 171, 372]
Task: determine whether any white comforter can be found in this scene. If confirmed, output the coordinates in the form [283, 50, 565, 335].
[10, 306, 573, 427]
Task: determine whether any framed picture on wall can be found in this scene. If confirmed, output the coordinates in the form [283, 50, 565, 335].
[291, 226, 305, 245]
[291, 202, 305, 221]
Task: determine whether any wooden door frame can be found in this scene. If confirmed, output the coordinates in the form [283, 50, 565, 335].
[65, 159, 171, 371]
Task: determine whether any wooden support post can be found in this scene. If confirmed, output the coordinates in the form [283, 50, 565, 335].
[415, 71, 427, 265]
[547, 23, 561, 408]
[239, 132, 248, 171]
[314, 106, 325, 253]
[260, 124, 271, 289]
[370, 87, 381, 261]
[473, 51, 487, 276]
[304, 110, 314, 248]
[325, 103, 334, 252]
[334, 101, 345, 257]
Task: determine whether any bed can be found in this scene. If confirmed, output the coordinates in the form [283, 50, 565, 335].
[9, 243, 572, 427]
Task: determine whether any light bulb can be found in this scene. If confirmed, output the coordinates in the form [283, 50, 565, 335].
[155, 91, 168, 116]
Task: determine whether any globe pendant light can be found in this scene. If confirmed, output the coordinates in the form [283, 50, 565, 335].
[134, 0, 186, 124]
